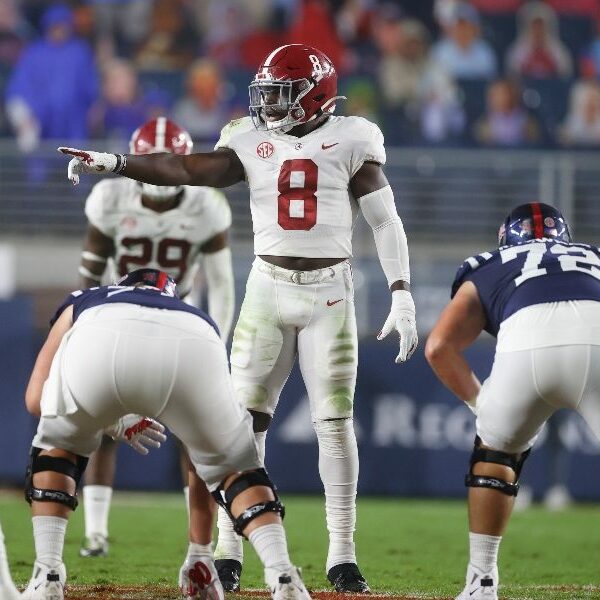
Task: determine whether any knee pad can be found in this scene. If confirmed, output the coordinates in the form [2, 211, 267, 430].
[211, 468, 284, 537]
[313, 418, 355, 459]
[465, 436, 531, 497]
[249, 410, 271, 433]
[25, 447, 89, 510]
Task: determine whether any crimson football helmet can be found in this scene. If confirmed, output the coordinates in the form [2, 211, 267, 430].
[117, 268, 178, 297]
[498, 202, 572, 247]
[249, 44, 343, 132]
[129, 117, 193, 200]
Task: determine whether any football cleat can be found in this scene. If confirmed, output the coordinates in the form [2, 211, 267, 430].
[266, 567, 312, 600]
[327, 563, 370, 594]
[215, 558, 242, 592]
[21, 560, 66, 600]
[179, 556, 224, 600]
[79, 533, 109, 557]
[455, 563, 498, 600]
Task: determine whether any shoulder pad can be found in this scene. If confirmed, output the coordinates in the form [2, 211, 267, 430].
[451, 250, 497, 298]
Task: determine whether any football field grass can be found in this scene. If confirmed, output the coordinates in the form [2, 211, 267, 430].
[1, 491, 599, 599]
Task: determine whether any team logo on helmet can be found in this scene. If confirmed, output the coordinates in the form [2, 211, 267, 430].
[256, 141, 275, 159]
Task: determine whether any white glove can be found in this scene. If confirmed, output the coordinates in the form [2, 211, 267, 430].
[377, 289, 418, 363]
[104, 414, 166, 455]
[58, 146, 122, 185]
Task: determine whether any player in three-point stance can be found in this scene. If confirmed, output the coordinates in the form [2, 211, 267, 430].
[20, 268, 311, 600]
[59, 43, 418, 593]
[77, 117, 235, 560]
[426, 203, 600, 600]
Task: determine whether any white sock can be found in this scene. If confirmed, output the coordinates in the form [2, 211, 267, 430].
[83, 485, 112, 538]
[215, 506, 243, 562]
[187, 542, 213, 559]
[0, 524, 17, 592]
[315, 419, 359, 572]
[469, 532, 502, 573]
[248, 523, 292, 573]
[32, 516, 67, 568]
[183, 486, 190, 522]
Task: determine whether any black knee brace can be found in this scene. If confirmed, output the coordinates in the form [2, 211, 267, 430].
[25, 447, 89, 510]
[465, 436, 531, 497]
[212, 468, 284, 536]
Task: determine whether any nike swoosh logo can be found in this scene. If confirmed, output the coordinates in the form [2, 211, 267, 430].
[327, 298, 343, 306]
[321, 142, 339, 150]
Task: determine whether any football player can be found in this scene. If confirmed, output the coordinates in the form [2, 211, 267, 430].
[0, 521, 20, 600]
[21, 268, 311, 600]
[77, 117, 235, 559]
[59, 43, 418, 593]
[426, 203, 600, 600]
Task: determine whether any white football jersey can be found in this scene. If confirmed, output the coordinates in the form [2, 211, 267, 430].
[215, 115, 385, 258]
[85, 178, 231, 297]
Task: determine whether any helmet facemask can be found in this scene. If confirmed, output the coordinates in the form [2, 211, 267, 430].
[139, 181, 183, 201]
[249, 78, 315, 132]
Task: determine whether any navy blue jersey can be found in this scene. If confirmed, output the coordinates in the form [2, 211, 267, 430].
[50, 285, 219, 336]
[451, 239, 600, 337]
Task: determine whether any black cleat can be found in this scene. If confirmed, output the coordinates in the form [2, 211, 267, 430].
[327, 563, 371, 594]
[215, 559, 242, 592]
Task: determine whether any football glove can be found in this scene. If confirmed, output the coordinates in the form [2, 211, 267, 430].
[58, 146, 126, 185]
[104, 414, 166, 455]
[377, 289, 418, 363]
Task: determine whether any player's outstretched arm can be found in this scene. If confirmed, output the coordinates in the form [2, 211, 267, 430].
[352, 162, 418, 363]
[425, 281, 485, 413]
[58, 147, 245, 189]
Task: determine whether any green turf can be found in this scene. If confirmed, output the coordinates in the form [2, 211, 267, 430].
[1, 490, 599, 599]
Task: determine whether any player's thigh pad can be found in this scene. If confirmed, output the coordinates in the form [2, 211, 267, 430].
[230, 264, 297, 416]
[298, 262, 358, 420]
[157, 330, 262, 490]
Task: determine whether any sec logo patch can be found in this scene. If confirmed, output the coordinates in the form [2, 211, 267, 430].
[256, 141, 274, 159]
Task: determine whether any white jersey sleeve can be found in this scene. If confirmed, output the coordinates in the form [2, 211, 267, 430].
[84, 179, 127, 237]
[348, 117, 386, 177]
[215, 117, 255, 152]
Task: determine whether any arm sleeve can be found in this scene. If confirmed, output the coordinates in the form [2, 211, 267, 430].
[359, 185, 410, 287]
[203, 247, 235, 341]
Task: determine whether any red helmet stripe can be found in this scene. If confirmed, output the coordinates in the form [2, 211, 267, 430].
[156, 271, 168, 291]
[530, 202, 544, 238]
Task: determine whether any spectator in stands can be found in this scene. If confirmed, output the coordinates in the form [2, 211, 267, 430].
[419, 67, 466, 143]
[89, 59, 152, 142]
[579, 14, 600, 80]
[560, 80, 600, 146]
[506, 1, 572, 79]
[285, 0, 349, 72]
[341, 78, 380, 123]
[376, 18, 432, 108]
[134, 0, 196, 72]
[0, 0, 30, 67]
[431, 3, 497, 80]
[5, 4, 99, 152]
[172, 58, 231, 143]
[468, 0, 524, 13]
[474, 79, 539, 146]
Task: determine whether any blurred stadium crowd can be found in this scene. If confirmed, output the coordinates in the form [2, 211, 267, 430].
[3, 0, 600, 151]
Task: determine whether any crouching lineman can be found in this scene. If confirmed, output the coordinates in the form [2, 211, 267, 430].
[426, 203, 600, 600]
[21, 268, 311, 600]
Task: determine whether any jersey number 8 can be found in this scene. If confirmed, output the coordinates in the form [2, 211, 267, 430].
[278, 159, 318, 231]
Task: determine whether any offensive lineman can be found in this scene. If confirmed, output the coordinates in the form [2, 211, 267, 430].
[59, 43, 418, 593]
[21, 268, 311, 600]
[78, 117, 235, 558]
[426, 203, 600, 599]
